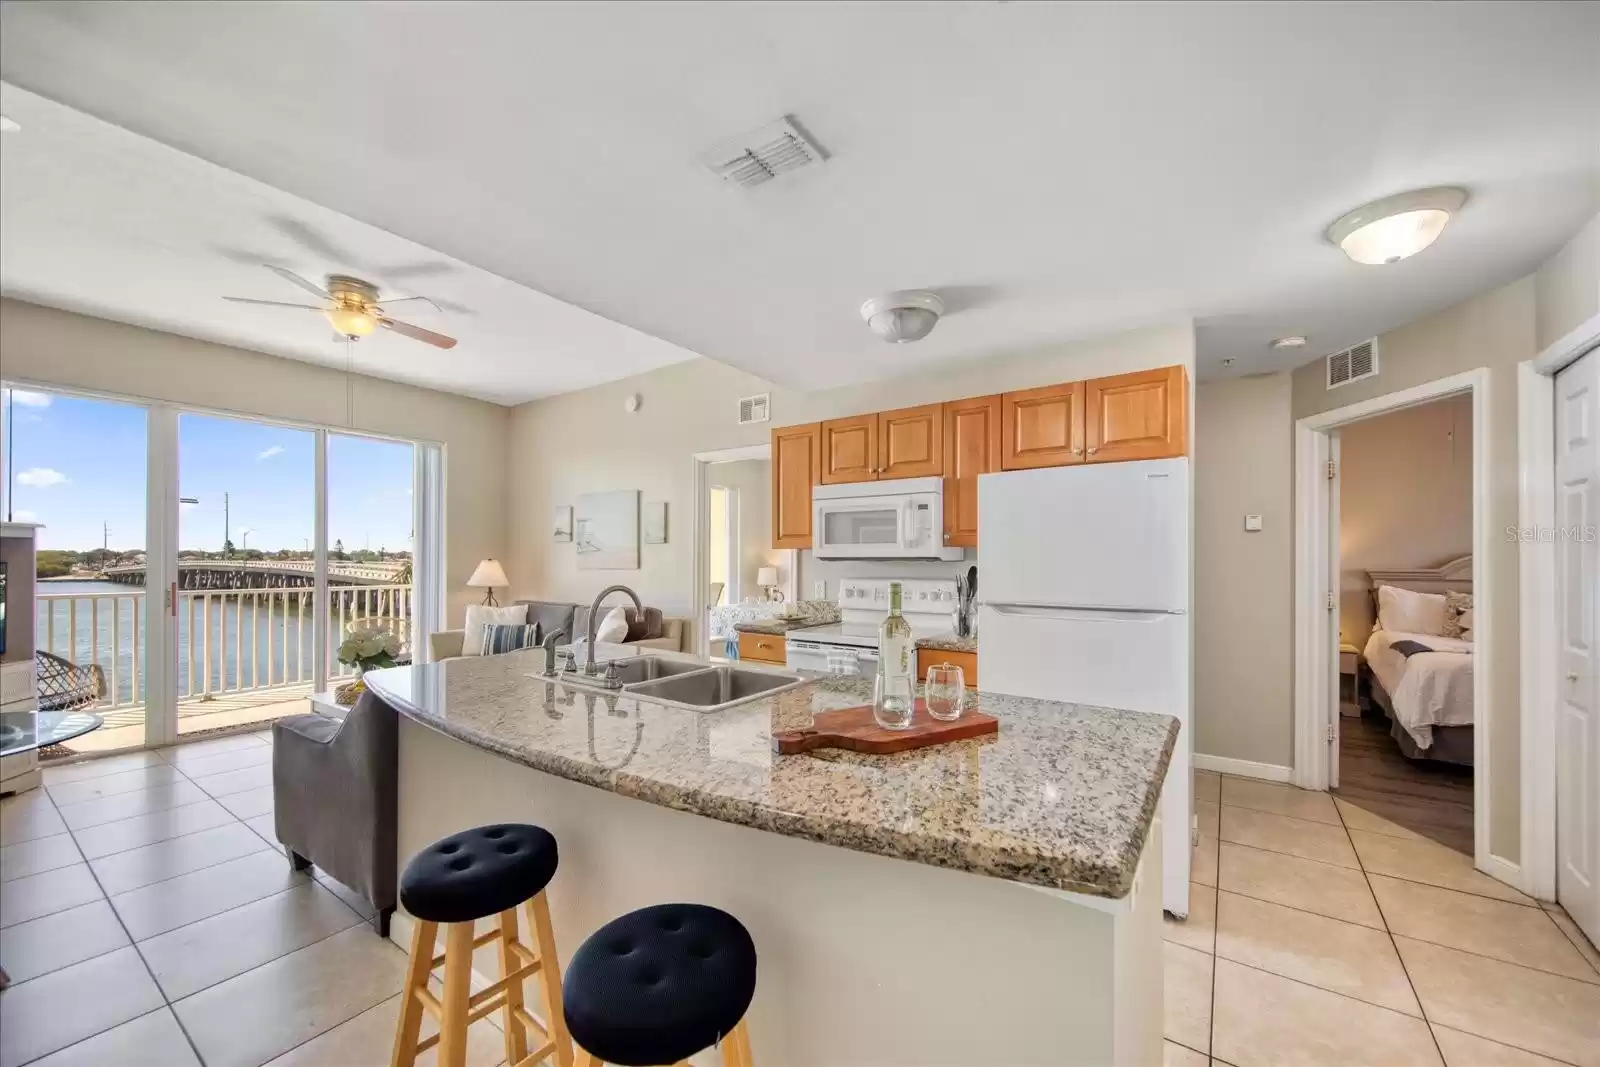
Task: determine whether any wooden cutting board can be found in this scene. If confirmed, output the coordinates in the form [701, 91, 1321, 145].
[772, 699, 998, 755]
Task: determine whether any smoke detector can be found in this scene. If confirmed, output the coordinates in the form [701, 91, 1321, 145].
[701, 116, 826, 188]
[861, 291, 944, 343]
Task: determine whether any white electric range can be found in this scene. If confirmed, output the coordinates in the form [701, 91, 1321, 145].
[784, 578, 959, 677]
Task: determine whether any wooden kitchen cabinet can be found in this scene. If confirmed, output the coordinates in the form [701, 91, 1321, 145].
[772, 423, 821, 549]
[919, 648, 978, 687]
[1084, 365, 1187, 463]
[878, 403, 945, 479]
[738, 631, 787, 665]
[820, 414, 879, 484]
[1001, 381, 1084, 470]
[942, 394, 1001, 548]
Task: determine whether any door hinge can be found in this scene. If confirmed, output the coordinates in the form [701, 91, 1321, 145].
[1327, 460, 1337, 480]
[1326, 591, 1336, 611]
[1327, 724, 1336, 743]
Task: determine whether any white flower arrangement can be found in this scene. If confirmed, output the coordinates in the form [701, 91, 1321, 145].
[337, 620, 402, 673]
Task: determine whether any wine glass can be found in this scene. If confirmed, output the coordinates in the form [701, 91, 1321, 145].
[873, 672, 915, 730]
[925, 663, 966, 721]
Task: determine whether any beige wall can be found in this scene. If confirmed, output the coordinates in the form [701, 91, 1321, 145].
[0, 298, 508, 628]
[1193, 373, 1294, 767]
[1292, 276, 1534, 859]
[507, 323, 1195, 632]
[0, 528, 38, 664]
[1535, 210, 1600, 352]
[705, 457, 778, 603]
[1337, 395, 1473, 646]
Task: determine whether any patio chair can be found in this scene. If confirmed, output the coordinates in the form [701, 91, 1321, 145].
[35, 650, 106, 712]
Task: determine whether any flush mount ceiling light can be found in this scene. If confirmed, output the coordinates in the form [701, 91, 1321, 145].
[1326, 187, 1467, 265]
[0, 115, 20, 132]
[1271, 335, 1308, 350]
[861, 290, 944, 343]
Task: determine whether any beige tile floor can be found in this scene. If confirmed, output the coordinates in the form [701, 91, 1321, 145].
[9, 743, 1600, 1066]
[0, 729, 502, 1067]
[1167, 769, 1600, 1067]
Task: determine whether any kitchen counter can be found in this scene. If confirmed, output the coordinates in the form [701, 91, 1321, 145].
[365, 644, 1174, 898]
[914, 631, 978, 654]
[729, 599, 841, 636]
[372, 643, 1173, 1065]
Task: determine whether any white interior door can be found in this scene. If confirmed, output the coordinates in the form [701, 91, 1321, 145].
[1556, 347, 1600, 946]
[1328, 434, 1342, 789]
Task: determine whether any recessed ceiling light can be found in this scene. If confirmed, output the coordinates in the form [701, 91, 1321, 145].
[1271, 335, 1307, 350]
[1326, 187, 1467, 265]
[0, 116, 20, 133]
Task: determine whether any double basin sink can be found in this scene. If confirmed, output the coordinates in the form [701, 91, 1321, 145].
[546, 656, 808, 713]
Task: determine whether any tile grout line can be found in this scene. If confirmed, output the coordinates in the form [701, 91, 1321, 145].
[1329, 787, 1448, 1067]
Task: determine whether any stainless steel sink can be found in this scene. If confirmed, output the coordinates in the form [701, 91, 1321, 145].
[603, 656, 708, 686]
[623, 666, 807, 712]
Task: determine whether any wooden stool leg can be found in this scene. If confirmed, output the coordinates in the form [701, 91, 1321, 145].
[526, 891, 575, 1067]
[497, 908, 531, 1066]
[390, 920, 437, 1067]
[573, 1049, 603, 1067]
[437, 922, 476, 1067]
[725, 1018, 754, 1067]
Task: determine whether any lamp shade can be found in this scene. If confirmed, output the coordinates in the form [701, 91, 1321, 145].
[756, 567, 779, 588]
[467, 559, 508, 588]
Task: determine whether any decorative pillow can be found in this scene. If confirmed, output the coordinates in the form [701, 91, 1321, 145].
[1442, 591, 1474, 638]
[594, 605, 630, 644]
[625, 606, 665, 642]
[1376, 585, 1449, 637]
[463, 604, 529, 657]
[1457, 607, 1474, 640]
[480, 622, 541, 656]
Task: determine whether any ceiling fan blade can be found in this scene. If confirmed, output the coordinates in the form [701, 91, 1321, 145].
[222, 296, 326, 310]
[265, 264, 330, 299]
[374, 295, 441, 313]
[377, 315, 457, 349]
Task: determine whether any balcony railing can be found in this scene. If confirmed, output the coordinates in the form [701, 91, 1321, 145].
[35, 584, 412, 710]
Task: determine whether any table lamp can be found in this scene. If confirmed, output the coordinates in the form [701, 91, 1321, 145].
[757, 566, 780, 602]
[467, 559, 509, 606]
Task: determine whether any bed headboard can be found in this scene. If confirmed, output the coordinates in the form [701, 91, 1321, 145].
[1366, 555, 1473, 611]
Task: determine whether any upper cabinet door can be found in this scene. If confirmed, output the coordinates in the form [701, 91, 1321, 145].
[771, 423, 821, 548]
[878, 403, 945, 479]
[1001, 382, 1084, 470]
[820, 414, 880, 484]
[1084, 365, 1188, 462]
[942, 394, 1001, 547]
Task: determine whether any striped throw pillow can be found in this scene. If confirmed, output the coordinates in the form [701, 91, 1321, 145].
[480, 622, 541, 656]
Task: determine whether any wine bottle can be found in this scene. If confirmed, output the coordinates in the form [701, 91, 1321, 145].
[878, 581, 913, 714]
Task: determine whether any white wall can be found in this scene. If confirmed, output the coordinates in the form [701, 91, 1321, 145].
[1193, 372, 1294, 767]
[0, 298, 508, 627]
[507, 323, 1195, 635]
[1535, 209, 1600, 352]
[1337, 394, 1473, 646]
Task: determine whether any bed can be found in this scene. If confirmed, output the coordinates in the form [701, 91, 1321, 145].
[1359, 556, 1474, 766]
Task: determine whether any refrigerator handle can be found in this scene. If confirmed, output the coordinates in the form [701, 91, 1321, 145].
[985, 602, 1186, 621]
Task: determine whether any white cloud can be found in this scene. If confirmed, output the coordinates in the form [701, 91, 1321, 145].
[258, 445, 286, 461]
[16, 467, 68, 488]
[6, 389, 52, 408]
[10, 509, 37, 522]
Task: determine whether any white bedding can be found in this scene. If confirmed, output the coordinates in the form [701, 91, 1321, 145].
[1362, 629, 1474, 749]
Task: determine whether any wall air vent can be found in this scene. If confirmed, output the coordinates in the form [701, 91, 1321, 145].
[737, 393, 771, 426]
[1326, 339, 1379, 389]
[701, 117, 826, 188]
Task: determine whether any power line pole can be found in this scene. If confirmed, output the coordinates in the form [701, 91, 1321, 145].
[223, 491, 230, 558]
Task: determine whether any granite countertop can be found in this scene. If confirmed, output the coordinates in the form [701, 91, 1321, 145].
[365, 646, 1178, 899]
[915, 632, 979, 654]
[730, 599, 841, 636]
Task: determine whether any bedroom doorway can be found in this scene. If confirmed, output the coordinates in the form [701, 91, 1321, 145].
[1331, 395, 1475, 854]
[1293, 368, 1498, 882]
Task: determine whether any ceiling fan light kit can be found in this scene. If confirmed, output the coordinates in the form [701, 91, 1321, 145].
[1325, 186, 1467, 265]
[221, 266, 458, 349]
[861, 289, 944, 343]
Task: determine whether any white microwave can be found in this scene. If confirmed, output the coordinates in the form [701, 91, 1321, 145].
[812, 477, 966, 561]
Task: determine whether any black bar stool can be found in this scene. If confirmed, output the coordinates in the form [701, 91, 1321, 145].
[562, 903, 757, 1067]
[391, 824, 575, 1067]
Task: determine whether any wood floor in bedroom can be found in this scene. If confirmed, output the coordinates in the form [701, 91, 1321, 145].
[1334, 711, 1474, 856]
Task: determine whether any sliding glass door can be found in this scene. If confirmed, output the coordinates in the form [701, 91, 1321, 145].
[325, 432, 416, 685]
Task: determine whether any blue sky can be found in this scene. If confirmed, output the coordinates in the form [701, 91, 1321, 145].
[4, 388, 415, 553]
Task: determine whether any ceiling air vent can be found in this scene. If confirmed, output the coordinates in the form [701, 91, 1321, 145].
[701, 117, 826, 188]
[737, 393, 771, 426]
[1326, 339, 1379, 389]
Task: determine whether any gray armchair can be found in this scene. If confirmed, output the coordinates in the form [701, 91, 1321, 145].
[272, 691, 397, 936]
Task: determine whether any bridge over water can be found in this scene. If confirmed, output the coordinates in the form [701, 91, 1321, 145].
[100, 559, 406, 590]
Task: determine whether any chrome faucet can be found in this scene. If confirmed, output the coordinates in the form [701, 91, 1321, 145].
[540, 628, 567, 677]
[584, 584, 643, 679]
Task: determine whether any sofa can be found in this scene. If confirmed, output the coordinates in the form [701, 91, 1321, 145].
[428, 598, 687, 660]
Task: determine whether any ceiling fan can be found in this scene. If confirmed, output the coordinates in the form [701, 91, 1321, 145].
[222, 265, 458, 349]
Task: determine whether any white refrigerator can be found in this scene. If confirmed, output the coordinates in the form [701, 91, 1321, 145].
[978, 457, 1192, 917]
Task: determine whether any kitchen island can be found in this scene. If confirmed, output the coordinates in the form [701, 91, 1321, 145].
[366, 644, 1177, 1066]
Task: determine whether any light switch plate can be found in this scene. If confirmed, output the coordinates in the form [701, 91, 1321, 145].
[1244, 514, 1264, 532]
